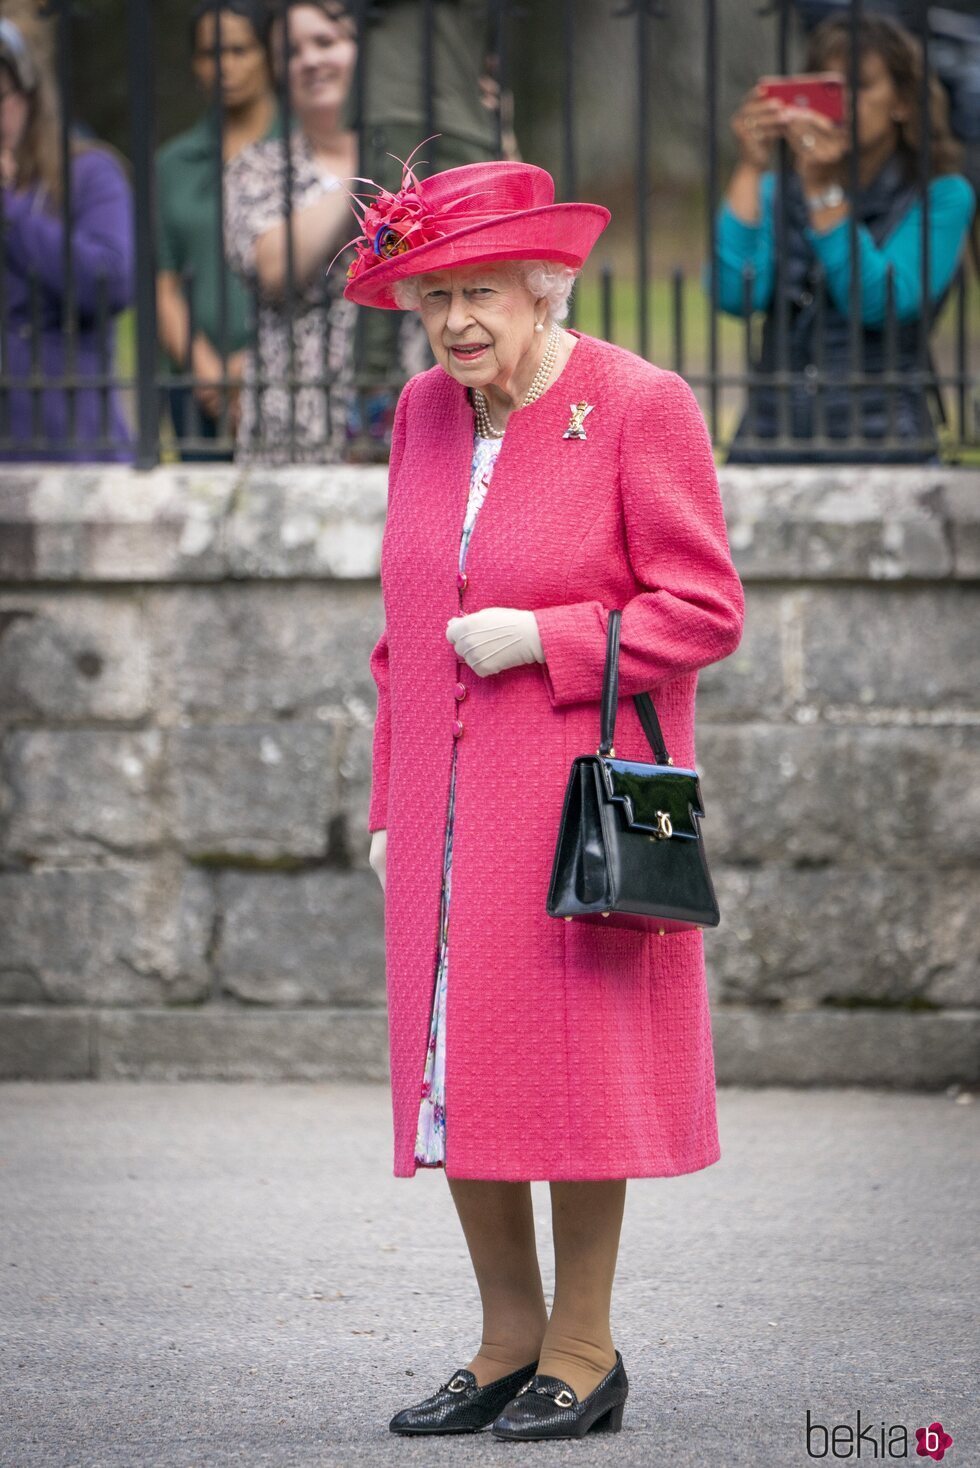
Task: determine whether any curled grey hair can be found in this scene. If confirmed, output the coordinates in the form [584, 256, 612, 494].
[392, 261, 577, 320]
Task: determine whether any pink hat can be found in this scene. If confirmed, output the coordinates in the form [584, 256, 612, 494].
[341, 157, 610, 311]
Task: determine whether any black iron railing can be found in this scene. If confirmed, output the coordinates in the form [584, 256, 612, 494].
[0, 0, 975, 468]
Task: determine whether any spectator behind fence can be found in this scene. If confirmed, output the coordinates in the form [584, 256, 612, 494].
[716, 13, 976, 463]
[0, 8, 134, 462]
[156, 0, 280, 461]
[343, 0, 506, 448]
[223, 0, 356, 464]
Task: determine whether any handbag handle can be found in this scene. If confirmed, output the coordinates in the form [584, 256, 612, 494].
[598, 609, 672, 766]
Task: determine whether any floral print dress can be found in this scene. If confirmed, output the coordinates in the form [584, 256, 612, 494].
[223, 131, 356, 464]
[415, 432, 504, 1166]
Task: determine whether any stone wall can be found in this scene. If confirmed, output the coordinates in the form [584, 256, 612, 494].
[1, 464, 977, 1087]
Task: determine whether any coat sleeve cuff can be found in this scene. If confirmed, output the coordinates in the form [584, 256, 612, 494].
[367, 726, 389, 831]
[534, 600, 610, 708]
[367, 631, 391, 832]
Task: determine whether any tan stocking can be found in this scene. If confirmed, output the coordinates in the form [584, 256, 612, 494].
[536, 1178, 627, 1402]
[446, 1177, 549, 1387]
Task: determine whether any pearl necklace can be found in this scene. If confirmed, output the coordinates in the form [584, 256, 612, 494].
[472, 322, 561, 439]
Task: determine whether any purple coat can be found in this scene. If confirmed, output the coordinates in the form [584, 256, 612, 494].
[1, 146, 135, 462]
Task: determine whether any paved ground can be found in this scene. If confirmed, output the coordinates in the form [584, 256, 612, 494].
[0, 1083, 977, 1468]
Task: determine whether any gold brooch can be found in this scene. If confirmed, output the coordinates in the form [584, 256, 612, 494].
[563, 402, 594, 440]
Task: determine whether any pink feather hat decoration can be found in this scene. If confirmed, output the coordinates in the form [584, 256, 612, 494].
[338, 149, 610, 311]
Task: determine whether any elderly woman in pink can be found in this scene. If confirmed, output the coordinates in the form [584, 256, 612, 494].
[345, 157, 745, 1442]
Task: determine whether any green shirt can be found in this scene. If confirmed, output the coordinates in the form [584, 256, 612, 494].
[156, 110, 283, 361]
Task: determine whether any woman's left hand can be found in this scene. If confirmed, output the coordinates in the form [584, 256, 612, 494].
[447, 608, 544, 677]
[782, 107, 848, 180]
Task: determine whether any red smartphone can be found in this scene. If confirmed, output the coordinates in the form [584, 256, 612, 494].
[758, 73, 845, 123]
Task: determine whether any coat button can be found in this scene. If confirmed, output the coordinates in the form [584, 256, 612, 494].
[454, 682, 467, 701]
[453, 718, 464, 739]
[456, 571, 468, 591]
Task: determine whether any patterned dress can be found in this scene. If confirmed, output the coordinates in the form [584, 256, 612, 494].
[414, 432, 504, 1166]
[223, 130, 356, 464]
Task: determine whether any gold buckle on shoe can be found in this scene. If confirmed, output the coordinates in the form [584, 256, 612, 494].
[531, 1382, 576, 1407]
[446, 1376, 469, 1393]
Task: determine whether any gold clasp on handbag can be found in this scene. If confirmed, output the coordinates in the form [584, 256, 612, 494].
[648, 810, 673, 840]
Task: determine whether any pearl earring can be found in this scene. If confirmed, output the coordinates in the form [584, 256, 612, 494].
[534, 321, 545, 333]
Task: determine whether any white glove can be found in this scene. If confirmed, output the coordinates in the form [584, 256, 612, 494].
[369, 829, 386, 891]
[446, 608, 544, 677]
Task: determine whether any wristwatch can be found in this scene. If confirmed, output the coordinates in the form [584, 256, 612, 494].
[805, 183, 846, 212]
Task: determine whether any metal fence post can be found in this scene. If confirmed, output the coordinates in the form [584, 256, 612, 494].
[126, 0, 160, 469]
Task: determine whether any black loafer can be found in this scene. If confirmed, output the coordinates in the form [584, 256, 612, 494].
[388, 1359, 539, 1435]
[490, 1350, 628, 1441]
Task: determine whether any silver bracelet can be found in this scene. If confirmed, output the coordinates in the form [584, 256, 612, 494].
[805, 183, 846, 212]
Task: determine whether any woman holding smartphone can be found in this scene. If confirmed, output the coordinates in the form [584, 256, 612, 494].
[716, 13, 975, 463]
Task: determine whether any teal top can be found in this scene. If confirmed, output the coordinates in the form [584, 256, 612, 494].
[713, 170, 975, 326]
[156, 110, 284, 360]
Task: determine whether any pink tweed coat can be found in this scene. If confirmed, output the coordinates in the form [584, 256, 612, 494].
[369, 331, 745, 1181]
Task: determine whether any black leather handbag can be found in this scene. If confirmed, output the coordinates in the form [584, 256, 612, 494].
[546, 610, 720, 935]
